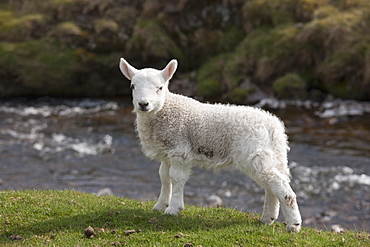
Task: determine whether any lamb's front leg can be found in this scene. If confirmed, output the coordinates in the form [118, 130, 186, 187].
[153, 161, 172, 211]
[164, 163, 191, 215]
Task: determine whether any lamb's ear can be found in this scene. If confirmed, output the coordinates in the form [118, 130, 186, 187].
[119, 58, 138, 80]
[161, 59, 178, 82]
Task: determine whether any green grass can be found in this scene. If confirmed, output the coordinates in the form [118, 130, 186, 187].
[0, 190, 369, 246]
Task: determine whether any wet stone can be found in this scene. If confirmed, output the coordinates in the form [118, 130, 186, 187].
[331, 224, 346, 233]
[84, 226, 97, 238]
[96, 188, 113, 196]
[9, 235, 22, 241]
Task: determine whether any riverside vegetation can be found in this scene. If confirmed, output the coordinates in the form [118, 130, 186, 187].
[0, 190, 369, 246]
[1, 0, 370, 101]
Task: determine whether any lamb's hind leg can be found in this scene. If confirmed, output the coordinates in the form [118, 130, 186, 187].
[249, 150, 301, 231]
[265, 171, 302, 232]
[260, 188, 280, 225]
[153, 161, 172, 211]
[164, 163, 191, 215]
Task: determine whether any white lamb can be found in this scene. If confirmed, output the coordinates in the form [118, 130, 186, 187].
[119, 58, 302, 232]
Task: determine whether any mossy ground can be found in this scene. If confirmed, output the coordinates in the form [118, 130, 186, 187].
[1, 0, 370, 100]
[0, 190, 369, 246]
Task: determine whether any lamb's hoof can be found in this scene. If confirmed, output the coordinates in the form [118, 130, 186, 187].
[260, 216, 275, 225]
[287, 223, 301, 233]
[164, 206, 183, 215]
[152, 202, 168, 212]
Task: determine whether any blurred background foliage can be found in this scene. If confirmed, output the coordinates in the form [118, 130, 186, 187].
[0, 0, 370, 102]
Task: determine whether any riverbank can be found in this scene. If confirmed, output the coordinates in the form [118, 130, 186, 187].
[1, 190, 369, 246]
[1, 0, 370, 100]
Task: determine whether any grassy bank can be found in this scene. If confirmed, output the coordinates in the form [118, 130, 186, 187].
[0, 190, 368, 246]
[1, 0, 370, 100]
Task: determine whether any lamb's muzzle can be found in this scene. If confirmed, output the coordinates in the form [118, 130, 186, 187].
[138, 102, 149, 111]
[119, 58, 302, 232]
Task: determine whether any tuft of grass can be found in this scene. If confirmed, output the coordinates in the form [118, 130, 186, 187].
[0, 190, 369, 246]
[198, 78, 223, 99]
[0, 39, 79, 96]
[0, 11, 47, 42]
[230, 87, 255, 104]
[125, 18, 183, 62]
[52, 21, 82, 37]
[273, 73, 307, 99]
[93, 18, 119, 35]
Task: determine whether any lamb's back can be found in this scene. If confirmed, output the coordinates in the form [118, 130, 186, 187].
[142, 93, 285, 164]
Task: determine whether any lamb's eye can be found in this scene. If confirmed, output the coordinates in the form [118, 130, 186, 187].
[130, 84, 135, 90]
[157, 86, 163, 93]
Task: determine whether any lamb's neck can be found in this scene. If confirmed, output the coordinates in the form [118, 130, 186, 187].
[135, 94, 174, 148]
[136, 112, 153, 128]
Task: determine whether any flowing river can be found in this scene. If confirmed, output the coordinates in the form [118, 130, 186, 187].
[0, 97, 369, 231]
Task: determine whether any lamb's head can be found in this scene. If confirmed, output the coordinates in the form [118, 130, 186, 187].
[119, 58, 178, 113]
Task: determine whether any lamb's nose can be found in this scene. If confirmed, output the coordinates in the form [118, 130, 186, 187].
[138, 102, 149, 111]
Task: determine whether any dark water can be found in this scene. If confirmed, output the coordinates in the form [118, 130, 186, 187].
[0, 98, 369, 231]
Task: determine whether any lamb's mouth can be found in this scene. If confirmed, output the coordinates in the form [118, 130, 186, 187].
[139, 107, 149, 112]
